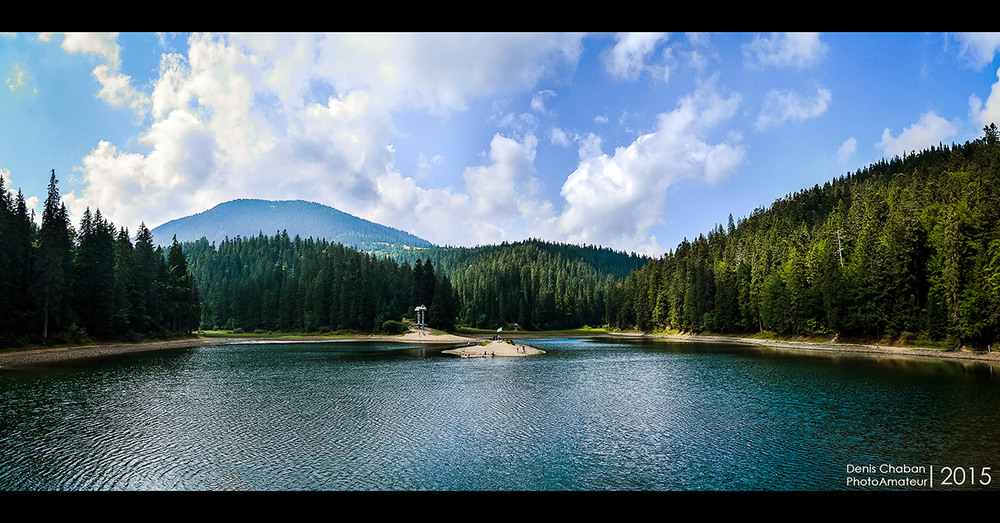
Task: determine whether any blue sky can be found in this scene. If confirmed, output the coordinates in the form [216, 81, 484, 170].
[3, 32, 1000, 256]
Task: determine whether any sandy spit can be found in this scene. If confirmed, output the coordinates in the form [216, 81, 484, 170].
[441, 340, 545, 358]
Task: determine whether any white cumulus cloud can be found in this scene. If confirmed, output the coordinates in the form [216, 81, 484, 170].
[55, 33, 752, 254]
[60, 32, 151, 119]
[955, 32, 1000, 69]
[837, 137, 857, 163]
[603, 32, 670, 81]
[755, 87, 832, 130]
[363, 133, 551, 247]
[970, 65, 1000, 130]
[744, 32, 827, 70]
[63, 33, 585, 246]
[548, 81, 744, 256]
[5, 62, 34, 94]
[878, 112, 957, 159]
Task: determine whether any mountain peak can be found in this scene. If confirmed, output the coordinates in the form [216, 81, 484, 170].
[150, 199, 433, 250]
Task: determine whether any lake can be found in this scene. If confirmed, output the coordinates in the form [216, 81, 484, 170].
[1, 337, 998, 491]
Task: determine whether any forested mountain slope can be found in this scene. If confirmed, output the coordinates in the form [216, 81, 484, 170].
[182, 233, 458, 333]
[184, 236, 647, 333]
[393, 240, 649, 330]
[607, 125, 1000, 348]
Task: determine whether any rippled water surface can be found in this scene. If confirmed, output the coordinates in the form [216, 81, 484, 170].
[2, 337, 999, 491]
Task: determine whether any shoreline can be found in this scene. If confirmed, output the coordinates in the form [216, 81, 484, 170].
[0, 330, 481, 369]
[2, 329, 998, 369]
[222, 330, 479, 345]
[0, 337, 219, 370]
[643, 332, 1000, 366]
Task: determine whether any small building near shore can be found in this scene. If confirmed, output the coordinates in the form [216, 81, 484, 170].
[414, 305, 427, 327]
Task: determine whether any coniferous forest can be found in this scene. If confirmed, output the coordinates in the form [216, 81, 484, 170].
[0, 171, 200, 348]
[607, 125, 1000, 349]
[182, 233, 459, 334]
[391, 241, 647, 330]
[5, 125, 1000, 350]
[181, 235, 645, 334]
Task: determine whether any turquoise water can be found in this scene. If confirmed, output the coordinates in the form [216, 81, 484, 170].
[1, 337, 998, 491]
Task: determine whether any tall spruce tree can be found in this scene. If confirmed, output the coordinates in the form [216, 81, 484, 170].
[132, 223, 163, 335]
[428, 273, 458, 331]
[166, 236, 200, 334]
[112, 226, 135, 334]
[73, 208, 117, 339]
[0, 175, 14, 343]
[32, 170, 73, 342]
